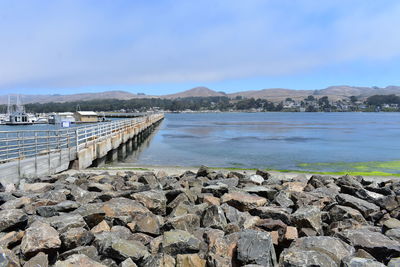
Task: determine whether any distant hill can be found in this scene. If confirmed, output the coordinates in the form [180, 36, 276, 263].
[164, 87, 226, 99]
[1, 85, 400, 104]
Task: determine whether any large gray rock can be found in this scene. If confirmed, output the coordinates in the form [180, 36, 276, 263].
[21, 221, 61, 257]
[54, 254, 106, 267]
[237, 229, 277, 266]
[221, 192, 267, 212]
[336, 194, 380, 218]
[0, 209, 28, 232]
[132, 190, 167, 215]
[279, 249, 337, 267]
[60, 227, 94, 250]
[341, 257, 386, 267]
[43, 213, 87, 232]
[288, 236, 355, 265]
[94, 232, 150, 262]
[291, 206, 322, 234]
[201, 205, 227, 230]
[163, 214, 200, 233]
[161, 230, 201, 256]
[142, 253, 176, 267]
[250, 206, 291, 224]
[328, 205, 367, 224]
[337, 228, 400, 262]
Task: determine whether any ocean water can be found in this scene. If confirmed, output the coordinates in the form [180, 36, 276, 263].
[121, 112, 400, 172]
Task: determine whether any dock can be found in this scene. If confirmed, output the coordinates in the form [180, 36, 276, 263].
[0, 113, 164, 184]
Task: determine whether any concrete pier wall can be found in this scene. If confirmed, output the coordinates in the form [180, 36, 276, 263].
[0, 114, 164, 184]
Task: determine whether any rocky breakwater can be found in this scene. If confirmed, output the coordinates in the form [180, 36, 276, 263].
[0, 167, 399, 266]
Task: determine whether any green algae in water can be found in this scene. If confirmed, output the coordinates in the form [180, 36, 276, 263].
[297, 160, 400, 175]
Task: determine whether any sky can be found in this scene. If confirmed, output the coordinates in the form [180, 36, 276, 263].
[0, 0, 400, 95]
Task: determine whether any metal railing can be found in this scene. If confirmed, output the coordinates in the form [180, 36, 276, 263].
[0, 114, 163, 163]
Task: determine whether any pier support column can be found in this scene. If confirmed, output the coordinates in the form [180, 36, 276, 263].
[95, 156, 107, 167]
[118, 144, 126, 161]
[126, 139, 132, 154]
[107, 149, 118, 162]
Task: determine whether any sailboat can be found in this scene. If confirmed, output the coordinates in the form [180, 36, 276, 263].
[6, 95, 34, 125]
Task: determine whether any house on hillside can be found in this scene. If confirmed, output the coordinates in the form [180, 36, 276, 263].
[74, 111, 98, 123]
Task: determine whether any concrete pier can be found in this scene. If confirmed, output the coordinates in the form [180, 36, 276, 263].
[0, 114, 164, 184]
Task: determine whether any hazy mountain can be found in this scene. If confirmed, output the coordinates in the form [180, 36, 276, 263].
[1, 86, 400, 104]
[163, 87, 226, 98]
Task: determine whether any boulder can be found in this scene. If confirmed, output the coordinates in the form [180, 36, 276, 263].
[21, 221, 61, 257]
[0, 247, 20, 266]
[328, 205, 367, 224]
[279, 249, 337, 267]
[72, 203, 105, 228]
[23, 252, 48, 267]
[91, 220, 111, 234]
[134, 213, 161, 235]
[161, 230, 201, 256]
[58, 246, 99, 261]
[142, 253, 176, 267]
[201, 184, 229, 198]
[221, 192, 267, 212]
[120, 258, 137, 267]
[273, 191, 294, 209]
[201, 205, 227, 230]
[250, 206, 291, 224]
[94, 233, 150, 262]
[336, 194, 380, 218]
[164, 214, 200, 233]
[388, 258, 400, 267]
[385, 228, 400, 242]
[242, 186, 277, 200]
[0, 209, 28, 232]
[206, 178, 239, 188]
[22, 183, 54, 193]
[176, 254, 206, 267]
[337, 228, 400, 262]
[237, 229, 277, 266]
[291, 206, 322, 234]
[54, 254, 106, 267]
[43, 214, 86, 232]
[132, 190, 167, 215]
[341, 257, 386, 267]
[60, 227, 94, 250]
[102, 197, 150, 218]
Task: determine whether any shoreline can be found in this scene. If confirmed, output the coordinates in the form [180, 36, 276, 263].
[64, 164, 400, 182]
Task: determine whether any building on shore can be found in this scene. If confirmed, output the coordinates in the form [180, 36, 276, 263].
[48, 112, 76, 124]
[74, 111, 98, 123]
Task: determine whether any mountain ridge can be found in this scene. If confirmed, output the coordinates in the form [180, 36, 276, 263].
[1, 86, 400, 104]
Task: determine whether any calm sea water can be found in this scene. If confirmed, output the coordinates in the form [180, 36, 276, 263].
[121, 112, 400, 172]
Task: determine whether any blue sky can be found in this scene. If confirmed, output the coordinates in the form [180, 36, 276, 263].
[0, 0, 400, 95]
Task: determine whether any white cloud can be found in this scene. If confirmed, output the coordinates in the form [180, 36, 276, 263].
[0, 0, 399, 89]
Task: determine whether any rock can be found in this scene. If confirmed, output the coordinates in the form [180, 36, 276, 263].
[132, 190, 167, 215]
[102, 197, 150, 218]
[328, 205, 367, 224]
[23, 252, 48, 267]
[43, 214, 86, 232]
[94, 233, 150, 262]
[91, 220, 110, 234]
[282, 181, 307, 192]
[69, 186, 99, 204]
[206, 178, 239, 188]
[237, 229, 277, 266]
[73, 203, 105, 228]
[283, 226, 298, 243]
[60, 227, 94, 250]
[54, 254, 107, 267]
[248, 175, 264, 185]
[221, 192, 267, 212]
[0, 231, 24, 249]
[197, 166, 210, 177]
[291, 206, 322, 234]
[138, 172, 159, 188]
[201, 205, 227, 230]
[337, 228, 400, 262]
[341, 257, 386, 267]
[164, 214, 200, 233]
[21, 221, 61, 257]
[0, 192, 16, 205]
[161, 230, 201, 256]
[1, 197, 32, 210]
[383, 218, 400, 232]
[336, 193, 380, 218]
[22, 183, 54, 193]
[120, 258, 137, 267]
[0, 247, 20, 266]
[273, 191, 294, 209]
[142, 253, 176, 267]
[279, 249, 337, 267]
[256, 169, 271, 180]
[87, 182, 113, 192]
[134, 213, 161, 235]
[58, 246, 99, 261]
[201, 184, 228, 198]
[243, 186, 277, 200]
[250, 206, 291, 224]
[0, 209, 28, 231]
[288, 236, 355, 265]
[176, 254, 206, 267]
[202, 195, 220, 206]
[385, 228, 400, 242]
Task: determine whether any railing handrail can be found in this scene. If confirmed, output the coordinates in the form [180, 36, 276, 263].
[0, 113, 163, 163]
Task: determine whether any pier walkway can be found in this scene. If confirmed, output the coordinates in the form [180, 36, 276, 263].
[0, 114, 164, 184]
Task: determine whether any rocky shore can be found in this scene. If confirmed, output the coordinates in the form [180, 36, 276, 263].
[0, 166, 399, 266]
